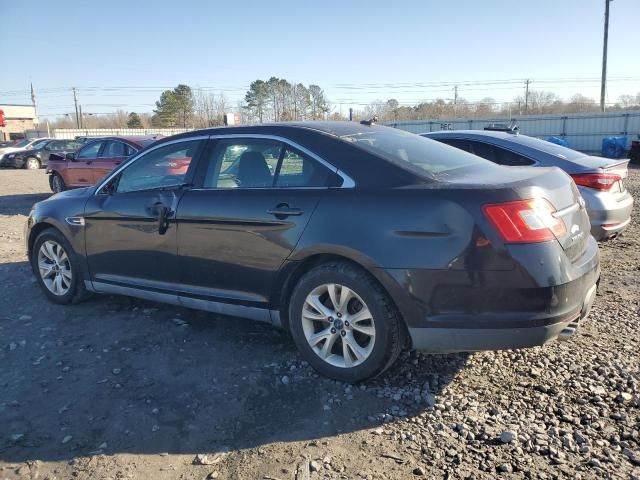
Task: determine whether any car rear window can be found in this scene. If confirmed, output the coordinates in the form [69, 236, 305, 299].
[340, 128, 490, 178]
[509, 135, 585, 160]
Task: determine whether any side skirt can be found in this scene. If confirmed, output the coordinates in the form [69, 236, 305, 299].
[89, 280, 281, 326]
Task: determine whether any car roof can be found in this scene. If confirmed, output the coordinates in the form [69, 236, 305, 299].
[188, 121, 392, 138]
[423, 130, 519, 140]
[85, 135, 162, 147]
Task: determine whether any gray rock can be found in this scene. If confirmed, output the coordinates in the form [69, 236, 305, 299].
[61, 435, 73, 444]
[281, 375, 290, 385]
[413, 465, 425, 476]
[500, 431, 515, 444]
[497, 463, 513, 473]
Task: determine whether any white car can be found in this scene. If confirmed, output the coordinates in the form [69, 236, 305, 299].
[0, 137, 52, 157]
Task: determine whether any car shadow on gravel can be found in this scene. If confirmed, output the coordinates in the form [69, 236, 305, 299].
[0, 258, 469, 463]
[0, 193, 51, 215]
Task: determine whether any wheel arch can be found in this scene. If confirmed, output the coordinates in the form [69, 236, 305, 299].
[27, 221, 62, 261]
[274, 249, 410, 347]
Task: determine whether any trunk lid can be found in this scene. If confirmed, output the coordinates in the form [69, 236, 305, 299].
[441, 165, 591, 261]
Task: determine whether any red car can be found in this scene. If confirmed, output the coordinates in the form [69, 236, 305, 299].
[46, 136, 161, 193]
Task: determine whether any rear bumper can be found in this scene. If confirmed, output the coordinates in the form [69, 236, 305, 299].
[580, 186, 634, 240]
[378, 236, 600, 353]
[409, 281, 598, 352]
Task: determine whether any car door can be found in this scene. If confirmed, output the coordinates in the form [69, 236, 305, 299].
[83, 137, 206, 295]
[67, 140, 104, 187]
[92, 140, 131, 184]
[41, 140, 66, 166]
[175, 136, 341, 311]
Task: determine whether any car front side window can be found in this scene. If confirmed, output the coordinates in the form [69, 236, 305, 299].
[113, 140, 202, 194]
[77, 142, 104, 159]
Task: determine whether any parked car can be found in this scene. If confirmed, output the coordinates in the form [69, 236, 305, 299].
[423, 130, 633, 241]
[0, 137, 51, 157]
[0, 139, 18, 149]
[0, 139, 82, 169]
[46, 135, 161, 193]
[26, 122, 599, 382]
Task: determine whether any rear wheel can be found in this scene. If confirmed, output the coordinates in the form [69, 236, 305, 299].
[289, 262, 403, 382]
[50, 173, 66, 193]
[31, 229, 88, 305]
[25, 157, 40, 170]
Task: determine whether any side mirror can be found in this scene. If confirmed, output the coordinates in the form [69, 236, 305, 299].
[65, 152, 76, 161]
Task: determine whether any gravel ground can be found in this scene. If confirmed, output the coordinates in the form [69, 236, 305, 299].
[0, 168, 638, 480]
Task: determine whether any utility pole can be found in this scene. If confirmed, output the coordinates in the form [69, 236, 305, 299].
[600, 0, 612, 112]
[79, 105, 83, 129]
[72, 87, 80, 128]
[453, 85, 458, 118]
[524, 79, 531, 114]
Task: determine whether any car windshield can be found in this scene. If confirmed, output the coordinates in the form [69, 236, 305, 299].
[340, 128, 490, 177]
[510, 135, 586, 160]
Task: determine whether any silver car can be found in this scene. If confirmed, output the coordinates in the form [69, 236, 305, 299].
[423, 130, 633, 241]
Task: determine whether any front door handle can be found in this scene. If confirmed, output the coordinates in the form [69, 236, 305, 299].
[151, 203, 171, 235]
[267, 204, 303, 218]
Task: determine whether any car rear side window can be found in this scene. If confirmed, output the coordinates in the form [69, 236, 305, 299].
[274, 147, 336, 188]
[204, 139, 281, 189]
[468, 141, 535, 166]
[437, 138, 473, 153]
[341, 129, 489, 178]
[101, 141, 126, 158]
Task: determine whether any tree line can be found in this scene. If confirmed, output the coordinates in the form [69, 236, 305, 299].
[46, 84, 640, 129]
[360, 91, 640, 123]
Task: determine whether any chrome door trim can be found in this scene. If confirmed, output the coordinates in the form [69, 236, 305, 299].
[93, 135, 210, 195]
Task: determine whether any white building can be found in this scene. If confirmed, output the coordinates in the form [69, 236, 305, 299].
[0, 104, 39, 141]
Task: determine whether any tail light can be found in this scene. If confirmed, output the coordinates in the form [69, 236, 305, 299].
[483, 198, 566, 244]
[570, 173, 621, 190]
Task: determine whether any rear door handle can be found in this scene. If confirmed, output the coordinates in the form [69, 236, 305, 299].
[267, 204, 303, 217]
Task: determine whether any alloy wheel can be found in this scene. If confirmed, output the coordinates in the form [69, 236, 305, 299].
[26, 158, 39, 169]
[301, 283, 376, 368]
[37, 240, 72, 296]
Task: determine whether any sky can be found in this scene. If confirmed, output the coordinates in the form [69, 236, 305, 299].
[1, 0, 639, 119]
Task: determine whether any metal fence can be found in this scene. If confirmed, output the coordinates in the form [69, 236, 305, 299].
[52, 128, 195, 139]
[386, 110, 640, 154]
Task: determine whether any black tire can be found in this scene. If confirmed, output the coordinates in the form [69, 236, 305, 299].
[31, 228, 89, 305]
[24, 157, 40, 170]
[50, 173, 66, 193]
[289, 262, 404, 382]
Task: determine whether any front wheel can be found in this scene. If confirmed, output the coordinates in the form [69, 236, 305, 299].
[50, 173, 66, 193]
[31, 229, 88, 305]
[289, 262, 404, 382]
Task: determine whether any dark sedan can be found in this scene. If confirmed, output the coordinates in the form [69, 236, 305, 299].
[422, 130, 633, 241]
[25, 122, 599, 382]
[0, 139, 82, 169]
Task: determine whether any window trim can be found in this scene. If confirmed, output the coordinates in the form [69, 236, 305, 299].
[193, 133, 354, 190]
[94, 136, 210, 195]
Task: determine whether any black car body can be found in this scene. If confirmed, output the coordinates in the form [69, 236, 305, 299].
[0, 139, 82, 169]
[26, 122, 599, 381]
